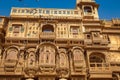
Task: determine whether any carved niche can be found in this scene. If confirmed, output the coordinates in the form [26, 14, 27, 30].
[24, 48, 38, 77]
[72, 47, 85, 71]
[39, 44, 56, 72]
[26, 48, 37, 67]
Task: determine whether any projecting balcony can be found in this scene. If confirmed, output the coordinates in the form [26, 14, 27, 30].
[92, 38, 101, 43]
[89, 63, 111, 72]
[40, 32, 56, 39]
[89, 63, 112, 79]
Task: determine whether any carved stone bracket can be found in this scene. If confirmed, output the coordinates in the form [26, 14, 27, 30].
[56, 67, 69, 78]
[24, 67, 38, 77]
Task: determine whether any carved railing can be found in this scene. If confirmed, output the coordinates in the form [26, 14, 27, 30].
[89, 63, 111, 72]
[40, 32, 56, 39]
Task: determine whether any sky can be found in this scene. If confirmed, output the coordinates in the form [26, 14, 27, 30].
[0, 0, 120, 20]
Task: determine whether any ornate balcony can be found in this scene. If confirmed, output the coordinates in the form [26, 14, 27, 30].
[90, 63, 111, 72]
[89, 63, 112, 79]
[40, 32, 56, 39]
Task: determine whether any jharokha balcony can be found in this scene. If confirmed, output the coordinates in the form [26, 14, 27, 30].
[40, 24, 56, 39]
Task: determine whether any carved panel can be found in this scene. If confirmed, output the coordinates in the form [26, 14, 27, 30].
[26, 48, 37, 67]
[5, 47, 19, 61]
[39, 45, 55, 65]
[3, 46, 19, 72]
[39, 44, 56, 72]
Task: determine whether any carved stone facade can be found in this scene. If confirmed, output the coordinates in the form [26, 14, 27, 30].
[0, 0, 120, 80]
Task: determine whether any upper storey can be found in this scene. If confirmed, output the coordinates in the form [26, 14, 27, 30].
[10, 0, 99, 20]
[10, 8, 81, 19]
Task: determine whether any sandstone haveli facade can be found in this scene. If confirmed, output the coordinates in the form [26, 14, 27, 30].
[0, 0, 120, 80]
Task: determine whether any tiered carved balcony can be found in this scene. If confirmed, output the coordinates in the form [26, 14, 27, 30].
[40, 32, 56, 39]
[89, 63, 112, 79]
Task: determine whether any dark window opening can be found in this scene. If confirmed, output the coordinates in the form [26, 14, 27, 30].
[86, 34, 91, 39]
[42, 24, 54, 32]
[90, 53, 105, 63]
[84, 6, 92, 14]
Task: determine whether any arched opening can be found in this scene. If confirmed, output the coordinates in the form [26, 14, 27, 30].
[84, 6, 92, 15]
[90, 53, 105, 63]
[89, 53, 107, 68]
[42, 24, 54, 32]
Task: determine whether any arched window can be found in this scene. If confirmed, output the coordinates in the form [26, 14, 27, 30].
[89, 53, 106, 67]
[42, 24, 54, 32]
[73, 49, 83, 62]
[89, 53, 105, 63]
[84, 6, 92, 14]
[6, 48, 18, 61]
